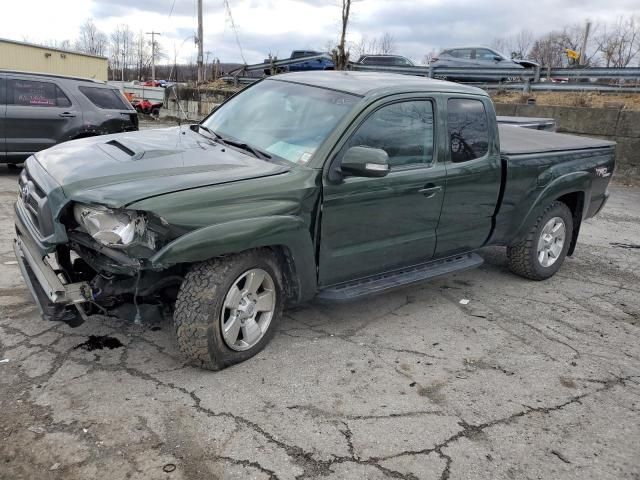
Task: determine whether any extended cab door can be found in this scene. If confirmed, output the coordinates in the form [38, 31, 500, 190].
[319, 96, 447, 286]
[5, 75, 81, 160]
[434, 97, 502, 256]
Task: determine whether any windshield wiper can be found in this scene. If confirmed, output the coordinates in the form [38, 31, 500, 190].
[220, 137, 273, 161]
[191, 124, 272, 161]
[190, 123, 222, 141]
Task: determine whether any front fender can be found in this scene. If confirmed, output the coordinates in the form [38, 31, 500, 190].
[150, 215, 317, 301]
[510, 171, 591, 245]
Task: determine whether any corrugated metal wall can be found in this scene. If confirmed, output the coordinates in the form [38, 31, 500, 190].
[0, 41, 108, 81]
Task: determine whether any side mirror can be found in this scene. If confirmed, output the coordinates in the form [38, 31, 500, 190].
[493, 55, 503, 61]
[340, 146, 390, 178]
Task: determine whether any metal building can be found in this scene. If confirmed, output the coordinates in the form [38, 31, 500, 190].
[0, 38, 108, 81]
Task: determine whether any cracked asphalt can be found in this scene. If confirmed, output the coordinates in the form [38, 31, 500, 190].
[0, 165, 639, 480]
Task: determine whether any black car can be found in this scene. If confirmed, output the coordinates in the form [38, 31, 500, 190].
[0, 70, 138, 164]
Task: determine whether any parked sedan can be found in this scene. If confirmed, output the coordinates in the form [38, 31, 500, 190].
[431, 46, 537, 82]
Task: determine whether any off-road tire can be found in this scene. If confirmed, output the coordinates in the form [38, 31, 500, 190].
[174, 249, 284, 370]
[507, 201, 573, 280]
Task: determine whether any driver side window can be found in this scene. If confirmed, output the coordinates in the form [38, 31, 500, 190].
[345, 100, 434, 168]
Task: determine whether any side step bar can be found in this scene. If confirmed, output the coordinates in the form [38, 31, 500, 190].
[317, 253, 483, 302]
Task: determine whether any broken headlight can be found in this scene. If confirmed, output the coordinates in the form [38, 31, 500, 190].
[72, 203, 156, 249]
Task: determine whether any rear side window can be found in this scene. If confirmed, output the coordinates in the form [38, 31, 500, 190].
[346, 100, 435, 168]
[8, 79, 71, 107]
[79, 86, 129, 109]
[393, 57, 411, 66]
[292, 51, 316, 58]
[447, 98, 489, 163]
[477, 49, 498, 60]
[451, 49, 473, 59]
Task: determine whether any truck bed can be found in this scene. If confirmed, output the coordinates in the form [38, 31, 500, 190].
[499, 124, 615, 156]
[497, 116, 556, 131]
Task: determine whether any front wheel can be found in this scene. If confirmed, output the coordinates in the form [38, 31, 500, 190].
[174, 250, 284, 370]
[507, 201, 573, 280]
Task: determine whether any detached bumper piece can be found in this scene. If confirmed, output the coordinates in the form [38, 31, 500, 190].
[13, 234, 92, 325]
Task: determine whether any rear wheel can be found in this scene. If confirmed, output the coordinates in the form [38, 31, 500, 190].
[507, 201, 573, 280]
[174, 250, 283, 370]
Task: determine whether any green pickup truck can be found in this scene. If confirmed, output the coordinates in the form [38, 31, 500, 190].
[14, 71, 615, 370]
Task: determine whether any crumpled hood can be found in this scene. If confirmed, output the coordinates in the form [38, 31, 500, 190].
[33, 126, 290, 207]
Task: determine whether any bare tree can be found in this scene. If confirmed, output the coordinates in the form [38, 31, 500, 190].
[43, 39, 72, 50]
[75, 19, 107, 56]
[491, 29, 534, 58]
[595, 16, 640, 67]
[528, 31, 567, 68]
[527, 23, 598, 68]
[133, 31, 150, 80]
[513, 30, 534, 58]
[558, 22, 600, 66]
[332, 0, 352, 70]
[108, 25, 134, 80]
[350, 35, 371, 59]
[378, 32, 396, 54]
[350, 32, 396, 58]
[490, 37, 510, 57]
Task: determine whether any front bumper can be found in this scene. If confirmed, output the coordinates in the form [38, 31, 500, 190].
[13, 229, 91, 315]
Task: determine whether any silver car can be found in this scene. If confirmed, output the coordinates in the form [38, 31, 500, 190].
[431, 46, 537, 82]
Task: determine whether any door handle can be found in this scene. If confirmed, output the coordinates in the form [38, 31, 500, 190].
[59, 112, 76, 118]
[418, 185, 442, 198]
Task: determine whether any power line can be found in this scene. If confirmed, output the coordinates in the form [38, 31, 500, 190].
[167, 0, 177, 18]
[223, 0, 246, 64]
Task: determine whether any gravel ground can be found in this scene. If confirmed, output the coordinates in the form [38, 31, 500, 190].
[0, 162, 639, 480]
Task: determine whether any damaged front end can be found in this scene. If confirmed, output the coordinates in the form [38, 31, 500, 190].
[14, 175, 183, 326]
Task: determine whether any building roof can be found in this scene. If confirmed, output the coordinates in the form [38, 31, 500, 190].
[270, 71, 487, 97]
[0, 37, 108, 60]
[0, 69, 105, 83]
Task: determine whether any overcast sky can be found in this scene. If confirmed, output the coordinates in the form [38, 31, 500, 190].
[1, 0, 638, 64]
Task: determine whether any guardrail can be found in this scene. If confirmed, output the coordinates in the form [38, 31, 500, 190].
[225, 54, 640, 92]
[477, 83, 640, 93]
[230, 53, 333, 74]
[221, 76, 640, 93]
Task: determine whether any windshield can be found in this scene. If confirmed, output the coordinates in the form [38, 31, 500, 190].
[201, 79, 359, 165]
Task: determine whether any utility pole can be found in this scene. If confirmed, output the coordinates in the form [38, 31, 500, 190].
[197, 0, 204, 83]
[204, 50, 212, 82]
[579, 21, 591, 66]
[146, 31, 161, 81]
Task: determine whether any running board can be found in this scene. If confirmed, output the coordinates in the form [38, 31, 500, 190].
[317, 253, 483, 301]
